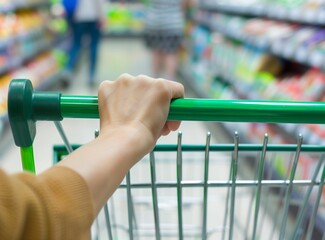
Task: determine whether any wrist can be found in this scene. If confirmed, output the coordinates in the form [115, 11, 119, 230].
[98, 124, 155, 165]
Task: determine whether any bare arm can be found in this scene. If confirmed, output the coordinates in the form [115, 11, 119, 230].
[58, 74, 185, 216]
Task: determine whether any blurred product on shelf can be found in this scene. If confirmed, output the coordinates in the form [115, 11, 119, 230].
[12, 50, 65, 86]
[196, 10, 325, 69]
[0, 9, 66, 71]
[201, 0, 325, 24]
[0, 1, 68, 130]
[0, 0, 48, 11]
[188, 26, 325, 103]
[0, 73, 10, 118]
[0, 49, 67, 119]
[105, 3, 145, 35]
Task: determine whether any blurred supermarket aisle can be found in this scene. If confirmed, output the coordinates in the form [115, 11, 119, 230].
[0, 37, 283, 240]
[0, 37, 215, 174]
[0, 0, 324, 238]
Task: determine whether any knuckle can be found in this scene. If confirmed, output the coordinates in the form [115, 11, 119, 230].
[136, 74, 151, 82]
[118, 73, 134, 83]
[98, 80, 111, 94]
[136, 74, 147, 79]
[155, 80, 170, 98]
[98, 81, 115, 103]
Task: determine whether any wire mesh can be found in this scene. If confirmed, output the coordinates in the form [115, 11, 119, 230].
[53, 130, 325, 240]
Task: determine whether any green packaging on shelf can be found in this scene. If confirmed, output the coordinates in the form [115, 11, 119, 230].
[53, 49, 67, 67]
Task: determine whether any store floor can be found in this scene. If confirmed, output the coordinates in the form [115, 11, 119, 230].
[0, 38, 279, 239]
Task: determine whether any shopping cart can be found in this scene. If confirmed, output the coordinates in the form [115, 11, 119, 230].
[7, 79, 325, 240]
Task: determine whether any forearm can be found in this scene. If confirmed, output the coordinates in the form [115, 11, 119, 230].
[58, 126, 150, 216]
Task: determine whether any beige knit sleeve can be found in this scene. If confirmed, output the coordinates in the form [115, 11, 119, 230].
[0, 166, 94, 240]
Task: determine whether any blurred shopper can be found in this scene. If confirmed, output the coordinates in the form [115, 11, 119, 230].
[144, 0, 191, 80]
[65, 0, 106, 87]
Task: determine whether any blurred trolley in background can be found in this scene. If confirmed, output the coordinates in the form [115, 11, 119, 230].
[8, 79, 325, 240]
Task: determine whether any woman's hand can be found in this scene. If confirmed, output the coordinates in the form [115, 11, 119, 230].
[98, 74, 185, 156]
[60, 74, 184, 215]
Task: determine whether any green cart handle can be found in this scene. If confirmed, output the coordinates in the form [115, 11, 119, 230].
[8, 79, 325, 148]
[7, 79, 325, 172]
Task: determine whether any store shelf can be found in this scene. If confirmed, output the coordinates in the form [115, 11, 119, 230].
[0, 1, 50, 14]
[0, 40, 50, 76]
[0, 27, 53, 78]
[0, 26, 45, 51]
[14, 1, 50, 10]
[200, 1, 325, 26]
[193, 13, 325, 143]
[196, 15, 325, 72]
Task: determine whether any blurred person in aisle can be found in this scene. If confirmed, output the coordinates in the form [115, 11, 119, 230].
[144, 0, 192, 80]
[64, 0, 106, 87]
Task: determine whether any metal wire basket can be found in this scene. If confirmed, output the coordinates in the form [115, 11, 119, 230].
[8, 79, 325, 240]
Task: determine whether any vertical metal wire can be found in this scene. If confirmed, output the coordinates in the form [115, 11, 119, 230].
[110, 197, 118, 237]
[279, 134, 303, 240]
[221, 175, 231, 240]
[176, 132, 184, 240]
[257, 152, 276, 238]
[54, 121, 73, 153]
[103, 204, 113, 240]
[268, 152, 295, 240]
[202, 132, 211, 240]
[291, 155, 324, 240]
[150, 151, 161, 240]
[221, 135, 236, 240]
[252, 134, 268, 240]
[306, 156, 325, 240]
[94, 218, 100, 240]
[244, 153, 259, 240]
[94, 129, 99, 138]
[229, 132, 239, 240]
[126, 172, 134, 240]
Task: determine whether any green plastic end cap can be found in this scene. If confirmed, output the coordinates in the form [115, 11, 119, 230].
[8, 79, 36, 147]
[8, 79, 63, 147]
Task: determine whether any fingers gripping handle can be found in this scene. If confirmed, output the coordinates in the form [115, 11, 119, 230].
[8, 79, 62, 147]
